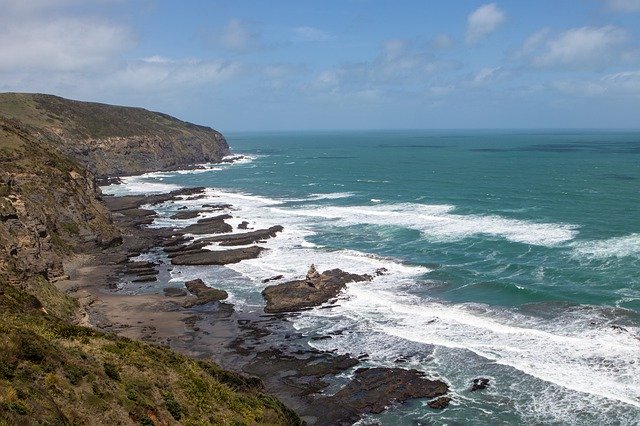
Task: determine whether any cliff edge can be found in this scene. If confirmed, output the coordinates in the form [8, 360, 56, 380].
[0, 93, 230, 177]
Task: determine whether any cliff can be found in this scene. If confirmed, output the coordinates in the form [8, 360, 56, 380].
[0, 93, 230, 177]
[0, 117, 121, 285]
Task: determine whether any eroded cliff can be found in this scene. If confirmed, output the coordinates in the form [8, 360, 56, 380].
[0, 117, 121, 284]
[0, 93, 230, 177]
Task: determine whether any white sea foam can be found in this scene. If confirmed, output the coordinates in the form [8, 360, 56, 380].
[307, 192, 355, 200]
[99, 155, 258, 196]
[285, 192, 355, 202]
[302, 286, 640, 410]
[222, 154, 258, 165]
[101, 175, 183, 196]
[572, 233, 640, 260]
[272, 203, 578, 247]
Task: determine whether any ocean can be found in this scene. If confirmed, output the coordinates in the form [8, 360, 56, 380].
[104, 130, 640, 425]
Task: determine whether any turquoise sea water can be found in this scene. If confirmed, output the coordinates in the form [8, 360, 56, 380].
[106, 130, 640, 424]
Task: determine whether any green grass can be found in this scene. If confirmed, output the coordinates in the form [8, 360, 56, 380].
[0, 280, 302, 425]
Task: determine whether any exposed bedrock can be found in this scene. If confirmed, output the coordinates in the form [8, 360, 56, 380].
[182, 278, 228, 307]
[262, 268, 372, 313]
[182, 214, 233, 234]
[202, 225, 283, 246]
[171, 246, 267, 266]
[331, 367, 449, 415]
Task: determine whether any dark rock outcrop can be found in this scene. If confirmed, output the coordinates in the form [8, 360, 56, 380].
[170, 210, 201, 220]
[182, 214, 233, 234]
[262, 268, 371, 313]
[202, 226, 283, 246]
[331, 367, 449, 414]
[171, 246, 267, 266]
[183, 278, 228, 307]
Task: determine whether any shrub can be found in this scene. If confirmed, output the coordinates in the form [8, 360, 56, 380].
[103, 362, 120, 381]
[163, 392, 182, 420]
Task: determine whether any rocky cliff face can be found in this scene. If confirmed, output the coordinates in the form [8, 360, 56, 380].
[0, 93, 230, 177]
[0, 118, 120, 284]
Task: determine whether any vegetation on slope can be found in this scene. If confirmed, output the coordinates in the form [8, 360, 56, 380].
[0, 280, 301, 425]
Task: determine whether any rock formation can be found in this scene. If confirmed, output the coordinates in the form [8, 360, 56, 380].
[262, 268, 372, 313]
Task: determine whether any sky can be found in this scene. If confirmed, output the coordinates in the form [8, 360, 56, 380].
[1, 0, 639, 131]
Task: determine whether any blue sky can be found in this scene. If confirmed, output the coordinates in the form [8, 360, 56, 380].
[1, 0, 639, 131]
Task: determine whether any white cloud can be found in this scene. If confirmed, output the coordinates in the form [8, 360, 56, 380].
[111, 58, 242, 91]
[465, 3, 506, 44]
[471, 67, 508, 85]
[604, 0, 640, 12]
[429, 34, 455, 50]
[553, 70, 640, 97]
[517, 28, 550, 58]
[533, 26, 630, 70]
[305, 38, 460, 102]
[293, 26, 332, 42]
[0, 16, 134, 72]
[211, 19, 261, 52]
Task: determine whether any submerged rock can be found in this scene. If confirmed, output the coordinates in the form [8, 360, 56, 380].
[428, 396, 452, 409]
[262, 268, 371, 313]
[470, 377, 490, 392]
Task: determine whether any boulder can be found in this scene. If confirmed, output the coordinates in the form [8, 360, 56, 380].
[428, 396, 451, 409]
[262, 275, 284, 283]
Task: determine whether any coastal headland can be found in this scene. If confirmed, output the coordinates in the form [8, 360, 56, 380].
[0, 93, 454, 425]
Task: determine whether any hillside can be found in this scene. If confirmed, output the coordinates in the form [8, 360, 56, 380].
[0, 93, 230, 177]
[0, 98, 300, 425]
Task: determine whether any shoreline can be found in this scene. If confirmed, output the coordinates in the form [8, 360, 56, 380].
[60, 185, 452, 425]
